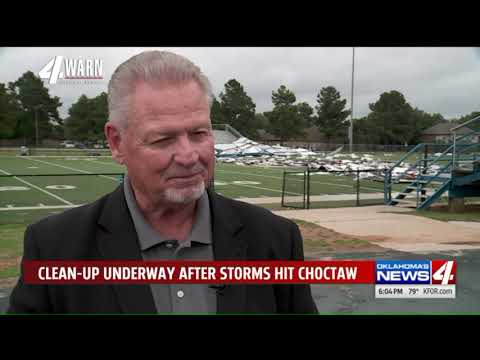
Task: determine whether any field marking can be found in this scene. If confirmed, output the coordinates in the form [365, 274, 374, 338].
[0, 155, 112, 159]
[216, 169, 383, 192]
[82, 158, 123, 168]
[20, 157, 119, 181]
[0, 204, 80, 211]
[229, 181, 301, 196]
[0, 168, 74, 205]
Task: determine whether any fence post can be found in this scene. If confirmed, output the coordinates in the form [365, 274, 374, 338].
[303, 169, 306, 209]
[306, 167, 310, 209]
[281, 171, 286, 207]
[356, 169, 360, 206]
[421, 144, 428, 203]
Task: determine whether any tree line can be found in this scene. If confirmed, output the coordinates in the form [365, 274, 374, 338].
[1, 71, 478, 145]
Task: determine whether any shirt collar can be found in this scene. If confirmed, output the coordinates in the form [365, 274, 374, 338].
[123, 173, 212, 251]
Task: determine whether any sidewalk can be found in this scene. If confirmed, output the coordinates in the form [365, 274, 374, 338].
[236, 192, 389, 205]
[273, 205, 480, 253]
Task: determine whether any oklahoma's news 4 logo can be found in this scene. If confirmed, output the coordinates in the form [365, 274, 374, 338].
[38, 56, 104, 84]
[375, 260, 456, 285]
[431, 260, 456, 285]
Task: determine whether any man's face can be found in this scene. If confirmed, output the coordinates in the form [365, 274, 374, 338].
[108, 80, 215, 206]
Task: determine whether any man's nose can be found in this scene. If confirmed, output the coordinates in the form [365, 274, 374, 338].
[174, 134, 199, 167]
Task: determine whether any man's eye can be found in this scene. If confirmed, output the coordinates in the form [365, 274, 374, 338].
[151, 138, 171, 145]
[192, 131, 207, 138]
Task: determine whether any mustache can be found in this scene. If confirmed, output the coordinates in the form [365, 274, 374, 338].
[163, 164, 207, 178]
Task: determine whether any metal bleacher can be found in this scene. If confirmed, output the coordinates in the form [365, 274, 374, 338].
[212, 124, 242, 144]
[385, 115, 480, 210]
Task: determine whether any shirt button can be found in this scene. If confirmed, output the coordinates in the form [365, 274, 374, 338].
[177, 290, 184, 298]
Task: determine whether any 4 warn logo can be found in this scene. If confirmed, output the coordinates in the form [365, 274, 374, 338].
[39, 56, 104, 84]
[431, 260, 456, 285]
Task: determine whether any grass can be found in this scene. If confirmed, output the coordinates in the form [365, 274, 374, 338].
[0, 265, 20, 279]
[407, 208, 480, 222]
[290, 218, 372, 252]
[0, 224, 26, 258]
[0, 208, 66, 225]
[304, 239, 333, 251]
[0, 154, 398, 217]
[290, 219, 335, 251]
[0, 224, 26, 280]
[290, 219, 319, 228]
[259, 199, 385, 211]
[384, 203, 480, 222]
[333, 239, 372, 247]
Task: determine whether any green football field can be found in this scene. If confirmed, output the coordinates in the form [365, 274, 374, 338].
[0, 155, 403, 224]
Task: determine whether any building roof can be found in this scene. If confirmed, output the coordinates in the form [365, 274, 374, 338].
[422, 122, 471, 135]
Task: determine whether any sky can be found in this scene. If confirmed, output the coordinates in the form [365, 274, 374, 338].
[0, 47, 479, 120]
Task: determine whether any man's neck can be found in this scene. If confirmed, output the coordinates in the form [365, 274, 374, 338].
[133, 188, 198, 242]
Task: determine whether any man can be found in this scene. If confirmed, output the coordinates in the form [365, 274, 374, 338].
[7, 50, 317, 314]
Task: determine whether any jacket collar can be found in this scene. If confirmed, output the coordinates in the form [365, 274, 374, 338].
[97, 186, 248, 314]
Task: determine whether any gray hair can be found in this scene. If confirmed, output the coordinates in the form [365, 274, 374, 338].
[108, 50, 213, 128]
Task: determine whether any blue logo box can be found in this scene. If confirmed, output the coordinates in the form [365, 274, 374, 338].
[376, 260, 431, 284]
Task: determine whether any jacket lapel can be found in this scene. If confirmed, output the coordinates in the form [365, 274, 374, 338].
[207, 190, 248, 314]
[95, 186, 248, 314]
[97, 186, 156, 314]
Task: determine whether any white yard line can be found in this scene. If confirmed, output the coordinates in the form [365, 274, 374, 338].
[0, 204, 80, 211]
[0, 168, 74, 205]
[83, 158, 122, 168]
[99, 175, 119, 181]
[21, 157, 119, 182]
[229, 182, 301, 195]
[6, 155, 113, 158]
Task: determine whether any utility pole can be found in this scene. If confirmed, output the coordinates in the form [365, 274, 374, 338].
[35, 107, 39, 149]
[349, 47, 355, 153]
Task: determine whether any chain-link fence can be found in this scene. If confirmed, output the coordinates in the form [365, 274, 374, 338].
[281, 170, 308, 209]
[282, 168, 393, 209]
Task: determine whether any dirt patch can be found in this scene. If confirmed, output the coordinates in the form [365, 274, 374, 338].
[430, 203, 480, 213]
[0, 277, 18, 289]
[442, 241, 480, 246]
[0, 258, 20, 272]
[296, 220, 390, 255]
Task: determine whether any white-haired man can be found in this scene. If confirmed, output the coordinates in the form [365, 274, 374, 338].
[8, 51, 317, 314]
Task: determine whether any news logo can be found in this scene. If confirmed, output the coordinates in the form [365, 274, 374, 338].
[376, 260, 456, 285]
[431, 260, 456, 285]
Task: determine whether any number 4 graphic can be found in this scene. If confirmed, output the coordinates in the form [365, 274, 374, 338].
[39, 56, 64, 84]
[432, 261, 455, 285]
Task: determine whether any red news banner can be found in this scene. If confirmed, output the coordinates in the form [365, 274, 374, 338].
[23, 260, 376, 285]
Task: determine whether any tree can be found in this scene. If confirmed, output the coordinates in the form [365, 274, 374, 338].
[265, 85, 310, 143]
[314, 86, 350, 144]
[0, 83, 20, 139]
[8, 71, 62, 144]
[353, 116, 382, 145]
[297, 102, 314, 128]
[218, 79, 257, 138]
[254, 113, 269, 130]
[210, 96, 226, 125]
[452, 111, 480, 125]
[367, 90, 415, 145]
[64, 92, 108, 142]
[409, 109, 446, 144]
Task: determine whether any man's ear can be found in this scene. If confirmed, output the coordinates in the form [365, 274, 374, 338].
[104, 121, 126, 165]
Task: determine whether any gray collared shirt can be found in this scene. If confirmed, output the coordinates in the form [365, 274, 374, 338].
[123, 174, 216, 314]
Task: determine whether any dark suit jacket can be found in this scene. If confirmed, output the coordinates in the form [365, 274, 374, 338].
[7, 186, 318, 314]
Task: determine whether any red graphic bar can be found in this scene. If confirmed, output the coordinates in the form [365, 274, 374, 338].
[23, 260, 376, 285]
